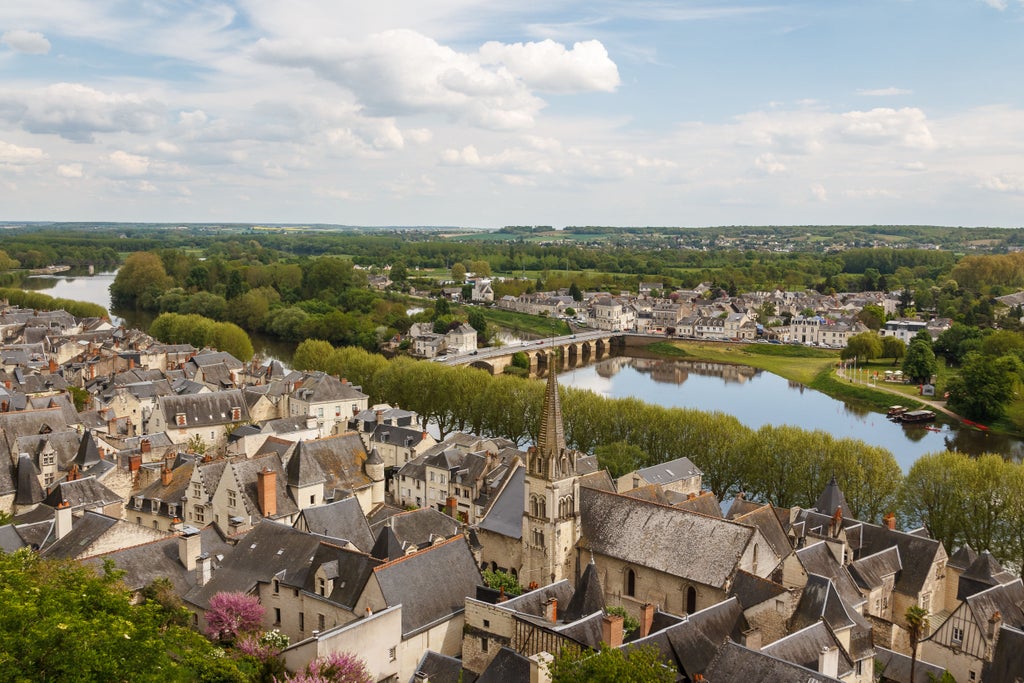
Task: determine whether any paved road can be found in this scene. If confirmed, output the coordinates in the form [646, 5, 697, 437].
[437, 330, 620, 366]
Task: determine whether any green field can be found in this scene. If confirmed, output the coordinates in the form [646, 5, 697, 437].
[470, 307, 571, 338]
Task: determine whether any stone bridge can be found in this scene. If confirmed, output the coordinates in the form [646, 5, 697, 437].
[438, 330, 627, 376]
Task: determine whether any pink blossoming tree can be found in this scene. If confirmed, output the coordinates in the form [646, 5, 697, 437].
[205, 591, 264, 643]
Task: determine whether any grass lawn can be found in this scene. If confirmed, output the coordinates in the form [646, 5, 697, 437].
[470, 307, 571, 337]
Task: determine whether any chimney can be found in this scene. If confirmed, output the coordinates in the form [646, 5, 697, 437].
[818, 645, 839, 679]
[129, 357, 135, 370]
[161, 464, 173, 487]
[988, 610, 1002, 640]
[195, 553, 213, 586]
[48, 358, 57, 373]
[422, 430, 429, 441]
[257, 467, 277, 517]
[640, 603, 655, 638]
[67, 463, 79, 482]
[545, 597, 558, 623]
[528, 652, 553, 683]
[140, 438, 151, 454]
[884, 512, 897, 531]
[446, 496, 458, 518]
[129, 454, 141, 472]
[741, 627, 762, 651]
[375, 410, 384, 425]
[55, 500, 73, 540]
[601, 613, 624, 648]
[178, 530, 201, 571]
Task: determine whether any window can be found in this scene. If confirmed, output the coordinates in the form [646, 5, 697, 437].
[388, 646, 397, 662]
[273, 579, 280, 594]
[430, 472, 435, 482]
[317, 407, 324, 419]
[42, 453, 55, 466]
[952, 625, 964, 644]
[310, 494, 315, 505]
[318, 578, 326, 596]
[686, 586, 697, 614]
[193, 483, 202, 498]
[481, 637, 488, 653]
[193, 505, 205, 523]
[44, 473, 54, 486]
[624, 568, 636, 597]
[317, 614, 325, 631]
[299, 612, 305, 632]
[168, 504, 176, 518]
[227, 490, 237, 508]
[483, 619, 490, 628]
[274, 608, 281, 625]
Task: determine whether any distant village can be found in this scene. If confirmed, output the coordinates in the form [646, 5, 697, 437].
[406, 276, 953, 359]
[0, 301, 1021, 683]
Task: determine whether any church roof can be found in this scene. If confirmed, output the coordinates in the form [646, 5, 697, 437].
[536, 361, 565, 459]
[815, 475, 850, 516]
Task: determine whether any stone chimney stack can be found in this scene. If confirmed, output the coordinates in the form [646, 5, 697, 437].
[257, 467, 277, 517]
[818, 646, 839, 679]
[161, 464, 173, 487]
[545, 597, 558, 623]
[178, 529, 201, 571]
[601, 613, 624, 648]
[884, 512, 897, 531]
[528, 652, 553, 683]
[446, 496, 458, 519]
[195, 553, 213, 586]
[640, 603, 655, 638]
[988, 610, 1002, 641]
[55, 500, 73, 540]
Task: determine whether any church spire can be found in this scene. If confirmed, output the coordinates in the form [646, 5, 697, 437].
[537, 356, 566, 461]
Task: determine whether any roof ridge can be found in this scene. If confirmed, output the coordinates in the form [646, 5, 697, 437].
[372, 534, 463, 571]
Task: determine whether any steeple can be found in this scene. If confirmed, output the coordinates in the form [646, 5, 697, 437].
[537, 357, 566, 461]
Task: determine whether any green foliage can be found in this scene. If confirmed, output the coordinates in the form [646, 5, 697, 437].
[67, 386, 90, 411]
[547, 644, 675, 683]
[482, 569, 524, 597]
[0, 288, 108, 319]
[902, 338, 938, 384]
[841, 331, 882, 362]
[946, 351, 1022, 420]
[605, 606, 640, 637]
[881, 336, 906, 362]
[0, 549, 235, 682]
[510, 351, 530, 369]
[111, 251, 174, 309]
[149, 313, 254, 361]
[594, 441, 649, 479]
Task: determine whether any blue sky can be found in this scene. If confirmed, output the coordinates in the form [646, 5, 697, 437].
[0, 1, 1022, 228]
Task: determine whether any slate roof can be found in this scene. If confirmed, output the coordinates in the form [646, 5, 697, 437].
[157, 389, 249, 428]
[627, 596, 748, 678]
[0, 455, 14, 497]
[857, 521, 943, 596]
[368, 508, 460, 550]
[815, 475, 850, 516]
[796, 542, 865, 609]
[476, 465, 523, 539]
[733, 503, 792, 560]
[230, 454, 299, 521]
[579, 486, 760, 589]
[84, 526, 234, 595]
[636, 456, 702, 486]
[285, 441, 327, 488]
[290, 372, 367, 404]
[73, 431, 101, 469]
[474, 647, 531, 683]
[672, 490, 723, 517]
[41, 511, 119, 559]
[0, 524, 26, 552]
[987, 624, 1024, 683]
[962, 579, 1024, 637]
[947, 543, 978, 571]
[295, 497, 374, 552]
[562, 559, 605, 623]
[704, 641, 843, 683]
[14, 453, 45, 505]
[43, 475, 122, 512]
[281, 432, 373, 499]
[849, 545, 902, 591]
[411, 650, 475, 683]
[728, 569, 788, 609]
[957, 550, 1017, 601]
[763, 621, 854, 678]
[791, 574, 857, 633]
[373, 536, 483, 637]
[875, 647, 946, 683]
[371, 524, 406, 561]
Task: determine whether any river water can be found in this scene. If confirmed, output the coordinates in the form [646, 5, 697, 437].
[21, 271, 1024, 469]
[558, 356, 1023, 471]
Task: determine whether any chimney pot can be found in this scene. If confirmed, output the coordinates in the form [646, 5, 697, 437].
[179, 530, 201, 571]
[640, 603, 655, 638]
[161, 465, 173, 487]
[545, 597, 558, 623]
[884, 511, 897, 531]
[601, 613, 624, 648]
[55, 500, 73, 540]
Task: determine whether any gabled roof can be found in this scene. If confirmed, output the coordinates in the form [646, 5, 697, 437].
[368, 507, 460, 551]
[285, 441, 326, 488]
[476, 465, 523, 539]
[874, 647, 947, 683]
[580, 487, 761, 589]
[796, 541, 865, 608]
[704, 641, 843, 683]
[958, 550, 1017, 601]
[947, 543, 978, 571]
[14, 453, 45, 505]
[988, 624, 1024, 683]
[290, 372, 367, 404]
[41, 511, 119, 559]
[370, 524, 406, 561]
[733, 503, 792, 560]
[295, 497, 374, 552]
[763, 621, 854, 678]
[728, 569, 788, 609]
[372, 536, 483, 637]
[43, 475, 121, 512]
[412, 650, 475, 683]
[791, 574, 856, 632]
[474, 647, 530, 683]
[849, 545, 902, 591]
[282, 432, 372, 499]
[73, 431, 101, 469]
[158, 389, 249, 428]
[963, 579, 1024, 637]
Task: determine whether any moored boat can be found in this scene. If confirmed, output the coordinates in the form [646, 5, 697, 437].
[899, 409, 936, 424]
[887, 405, 907, 418]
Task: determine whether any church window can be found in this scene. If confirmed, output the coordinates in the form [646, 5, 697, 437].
[686, 586, 697, 613]
[624, 568, 636, 597]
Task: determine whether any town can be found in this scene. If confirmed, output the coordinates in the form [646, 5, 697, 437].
[0, 298, 1019, 683]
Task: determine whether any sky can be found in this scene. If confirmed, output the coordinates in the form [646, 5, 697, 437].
[1, 0, 1023, 229]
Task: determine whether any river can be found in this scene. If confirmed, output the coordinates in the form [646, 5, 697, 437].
[558, 356, 1023, 471]
[20, 270, 1024, 468]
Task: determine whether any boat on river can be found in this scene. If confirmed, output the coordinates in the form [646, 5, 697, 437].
[887, 405, 907, 418]
[899, 410, 936, 424]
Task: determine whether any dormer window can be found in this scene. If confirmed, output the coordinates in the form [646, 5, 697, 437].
[134, 496, 143, 509]
[176, 413, 187, 427]
[231, 407, 241, 421]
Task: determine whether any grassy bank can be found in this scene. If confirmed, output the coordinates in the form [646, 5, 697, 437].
[471, 307, 572, 338]
[646, 340, 924, 413]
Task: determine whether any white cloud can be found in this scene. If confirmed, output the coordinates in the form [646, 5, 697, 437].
[836, 108, 936, 149]
[856, 87, 912, 96]
[979, 174, 1024, 193]
[0, 140, 45, 165]
[478, 39, 620, 93]
[810, 183, 828, 201]
[1, 29, 51, 54]
[0, 83, 163, 142]
[254, 30, 618, 130]
[979, 0, 1008, 9]
[755, 153, 786, 175]
[105, 150, 150, 175]
[57, 163, 83, 178]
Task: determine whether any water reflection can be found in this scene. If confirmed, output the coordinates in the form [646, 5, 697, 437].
[560, 356, 1023, 471]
